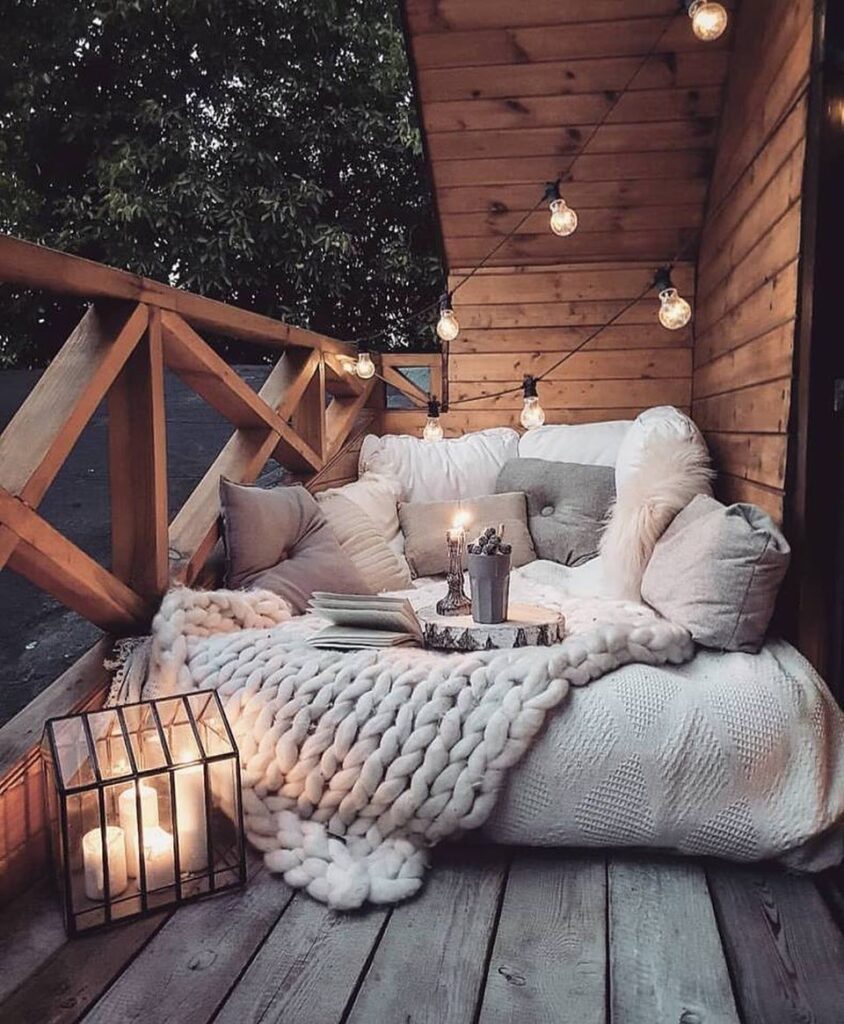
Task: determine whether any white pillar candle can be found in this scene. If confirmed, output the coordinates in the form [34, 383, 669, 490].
[117, 783, 160, 877]
[174, 764, 208, 872]
[82, 826, 129, 902]
[140, 826, 176, 891]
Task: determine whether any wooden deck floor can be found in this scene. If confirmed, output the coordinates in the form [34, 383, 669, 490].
[2, 844, 844, 1024]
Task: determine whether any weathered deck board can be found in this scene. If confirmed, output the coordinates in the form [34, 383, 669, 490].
[2, 850, 843, 1024]
[477, 851, 607, 1024]
[608, 857, 740, 1024]
[707, 863, 844, 1024]
[213, 894, 388, 1024]
[344, 844, 509, 1024]
[81, 868, 293, 1024]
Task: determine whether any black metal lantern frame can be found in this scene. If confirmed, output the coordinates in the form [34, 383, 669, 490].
[41, 689, 246, 936]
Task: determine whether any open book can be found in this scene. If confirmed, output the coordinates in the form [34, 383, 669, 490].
[307, 592, 423, 649]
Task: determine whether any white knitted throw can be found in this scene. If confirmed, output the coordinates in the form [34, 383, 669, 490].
[111, 586, 694, 909]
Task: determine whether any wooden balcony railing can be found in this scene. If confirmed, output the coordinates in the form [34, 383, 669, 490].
[0, 234, 376, 634]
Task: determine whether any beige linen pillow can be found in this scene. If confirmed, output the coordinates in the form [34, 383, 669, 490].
[641, 494, 791, 652]
[315, 472, 408, 565]
[398, 492, 536, 577]
[317, 491, 412, 593]
[220, 480, 372, 614]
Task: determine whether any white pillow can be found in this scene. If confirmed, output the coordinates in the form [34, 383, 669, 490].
[517, 421, 632, 467]
[315, 472, 407, 561]
[359, 428, 519, 503]
[614, 407, 710, 493]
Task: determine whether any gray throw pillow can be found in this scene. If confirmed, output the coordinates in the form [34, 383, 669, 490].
[496, 458, 615, 566]
[641, 493, 791, 653]
[220, 479, 372, 614]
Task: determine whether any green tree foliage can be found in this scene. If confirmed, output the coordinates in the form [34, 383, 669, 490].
[0, 0, 442, 366]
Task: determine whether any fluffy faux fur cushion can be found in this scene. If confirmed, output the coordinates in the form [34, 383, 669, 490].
[599, 434, 714, 600]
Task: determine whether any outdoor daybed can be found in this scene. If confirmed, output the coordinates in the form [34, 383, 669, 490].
[111, 408, 844, 907]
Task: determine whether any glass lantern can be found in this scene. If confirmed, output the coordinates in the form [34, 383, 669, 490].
[41, 690, 246, 935]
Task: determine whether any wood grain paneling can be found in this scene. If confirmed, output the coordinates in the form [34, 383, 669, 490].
[428, 261, 694, 431]
[403, 2, 732, 268]
[691, 0, 812, 523]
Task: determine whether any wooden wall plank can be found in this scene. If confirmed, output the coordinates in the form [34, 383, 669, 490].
[451, 349, 690, 383]
[691, 0, 811, 522]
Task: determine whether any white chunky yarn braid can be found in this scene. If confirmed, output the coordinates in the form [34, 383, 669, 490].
[119, 587, 694, 909]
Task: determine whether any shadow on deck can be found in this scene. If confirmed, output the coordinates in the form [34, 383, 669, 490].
[2, 844, 843, 1023]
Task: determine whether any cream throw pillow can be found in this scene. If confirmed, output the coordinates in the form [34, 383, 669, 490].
[318, 491, 412, 593]
[316, 472, 407, 561]
[398, 492, 536, 578]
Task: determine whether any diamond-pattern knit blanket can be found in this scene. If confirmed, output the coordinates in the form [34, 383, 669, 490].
[110, 586, 693, 908]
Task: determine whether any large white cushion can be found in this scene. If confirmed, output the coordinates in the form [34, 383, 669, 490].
[517, 421, 632, 467]
[614, 406, 709, 493]
[315, 473, 407, 561]
[359, 428, 519, 503]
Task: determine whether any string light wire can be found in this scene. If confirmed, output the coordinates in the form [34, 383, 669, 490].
[346, 10, 681, 350]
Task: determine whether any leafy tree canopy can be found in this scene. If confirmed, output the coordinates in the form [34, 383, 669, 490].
[0, 0, 442, 366]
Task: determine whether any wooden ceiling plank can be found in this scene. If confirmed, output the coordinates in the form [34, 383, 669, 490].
[406, 0, 687, 34]
[422, 86, 723, 132]
[436, 179, 709, 214]
[417, 52, 730, 102]
[410, 17, 730, 71]
[441, 204, 703, 240]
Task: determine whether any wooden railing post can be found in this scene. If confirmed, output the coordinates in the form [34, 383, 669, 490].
[108, 305, 169, 599]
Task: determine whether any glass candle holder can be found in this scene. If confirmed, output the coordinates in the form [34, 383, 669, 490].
[436, 529, 471, 616]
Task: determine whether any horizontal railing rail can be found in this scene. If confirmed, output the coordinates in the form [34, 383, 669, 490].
[0, 234, 376, 631]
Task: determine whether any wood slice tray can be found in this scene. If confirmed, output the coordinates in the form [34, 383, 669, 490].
[418, 603, 565, 651]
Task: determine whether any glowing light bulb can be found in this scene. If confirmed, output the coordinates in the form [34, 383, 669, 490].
[549, 197, 578, 237]
[688, 0, 728, 41]
[423, 396, 444, 442]
[355, 349, 375, 379]
[436, 293, 459, 342]
[520, 376, 546, 430]
[654, 267, 693, 331]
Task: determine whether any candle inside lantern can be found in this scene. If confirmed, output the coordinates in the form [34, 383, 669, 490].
[118, 782, 160, 877]
[140, 826, 176, 890]
[174, 762, 208, 872]
[82, 825, 129, 901]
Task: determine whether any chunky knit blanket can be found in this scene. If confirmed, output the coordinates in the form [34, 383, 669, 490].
[110, 585, 694, 908]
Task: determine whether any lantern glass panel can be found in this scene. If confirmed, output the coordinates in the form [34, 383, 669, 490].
[86, 708, 133, 780]
[52, 716, 96, 790]
[187, 690, 236, 756]
[154, 696, 203, 764]
[121, 701, 169, 771]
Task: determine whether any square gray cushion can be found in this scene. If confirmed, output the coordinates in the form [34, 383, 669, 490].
[641, 493, 791, 653]
[398, 492, 536, 577]
[220, 479, 372, 614]
[496, 458, 615, 566]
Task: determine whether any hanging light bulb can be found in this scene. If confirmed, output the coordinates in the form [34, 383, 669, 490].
[423, 396, 444, 442]
[686, 0, 728, 41]
[520, 375, 546, 430]
[355, 345, 375, 379]
[545, 179, 578, 237]
[436, 292, 460, 342]
[654, 267, 693, 331]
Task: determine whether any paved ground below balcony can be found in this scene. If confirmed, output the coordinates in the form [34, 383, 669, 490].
[0, 365, 271, 726]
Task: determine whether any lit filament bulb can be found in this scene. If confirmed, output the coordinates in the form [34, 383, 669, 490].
[654, 267, 692, 331]
[355, 347, 375, 379]
[520, 375, 546, 430]
[545, 179, 578, 237]
[436, 293, 460, 342]
[688, 0, 728, 41]
[423, 396, 444, 442]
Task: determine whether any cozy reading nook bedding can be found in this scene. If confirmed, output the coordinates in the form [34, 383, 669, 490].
[103, 410, 844, 909]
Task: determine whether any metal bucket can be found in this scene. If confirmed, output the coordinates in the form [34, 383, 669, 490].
[468, 551, 511, 624]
